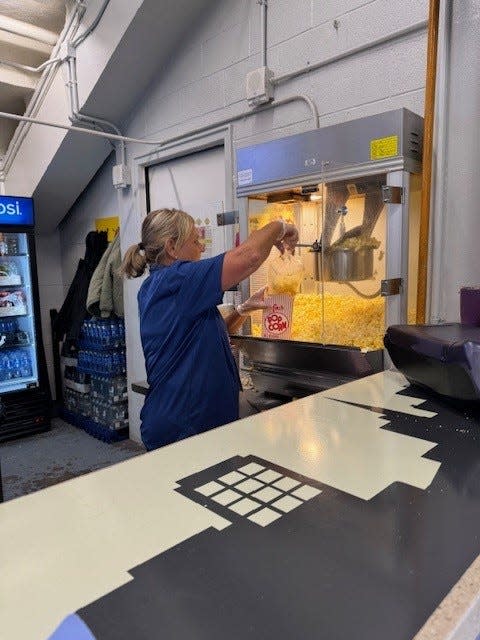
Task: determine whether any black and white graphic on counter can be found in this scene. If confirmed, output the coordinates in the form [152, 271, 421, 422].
[178, 455, 322, 527]
[74, 383, 480, 640]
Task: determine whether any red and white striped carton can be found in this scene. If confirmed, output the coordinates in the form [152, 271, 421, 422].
[262, 294, 294, 339]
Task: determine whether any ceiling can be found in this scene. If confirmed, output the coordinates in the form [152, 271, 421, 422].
[0, 0, 218, 231]
[30, 0, 216, 232]
[0, 0, 66, 157]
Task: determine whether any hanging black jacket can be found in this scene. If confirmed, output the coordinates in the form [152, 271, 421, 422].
[53, 231, 108, 340]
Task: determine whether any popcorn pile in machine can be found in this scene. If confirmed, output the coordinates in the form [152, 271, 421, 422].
[228, 109, 423, 407]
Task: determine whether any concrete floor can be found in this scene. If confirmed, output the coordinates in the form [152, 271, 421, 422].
[0, 395, 260, 503]
[0, 418, 145, 502]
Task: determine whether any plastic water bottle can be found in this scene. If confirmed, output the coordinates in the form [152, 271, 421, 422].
[3, 351, 13, 380]
[10, 351, 19, 378]
[110, 319, 118, 345]
[6, 234, 18, 255]
[20, 351, 31, 377]
[101, 320, 109, 346]
[0, 353, 8, 381]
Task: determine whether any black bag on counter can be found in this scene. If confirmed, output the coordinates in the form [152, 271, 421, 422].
[384, 323, 480, 401]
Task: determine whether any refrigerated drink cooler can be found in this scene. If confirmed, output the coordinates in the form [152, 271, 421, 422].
[0, 196, 51, 441]
[230, 108, 423, 405]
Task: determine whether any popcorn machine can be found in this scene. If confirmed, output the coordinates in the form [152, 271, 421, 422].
[230, 109, 423, 401]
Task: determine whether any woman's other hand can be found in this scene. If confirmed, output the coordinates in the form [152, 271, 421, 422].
[237, 286, 270, 315]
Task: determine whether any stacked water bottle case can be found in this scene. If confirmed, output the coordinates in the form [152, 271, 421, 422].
[62, 317, 128, 442]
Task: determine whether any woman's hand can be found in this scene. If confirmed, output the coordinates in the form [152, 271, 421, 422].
[274, 222, 299, 254]
[221, 219, 299, 290]
[237, 286, 270, 315]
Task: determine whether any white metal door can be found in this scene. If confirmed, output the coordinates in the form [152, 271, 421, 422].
[148, 146, 233, 258]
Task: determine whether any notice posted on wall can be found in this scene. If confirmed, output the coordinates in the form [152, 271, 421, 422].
[95, 216, 119, 242]
[191, 200, 235, 260]
[196, 221, 213, 259]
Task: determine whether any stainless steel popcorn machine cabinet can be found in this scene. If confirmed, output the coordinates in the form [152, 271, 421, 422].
[230, 108, 423, 405]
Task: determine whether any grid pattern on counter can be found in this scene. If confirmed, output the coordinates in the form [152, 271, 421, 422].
[178, 456, 322, 527]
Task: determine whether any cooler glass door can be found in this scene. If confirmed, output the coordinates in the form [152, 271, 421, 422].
[0, 232, 39, 393]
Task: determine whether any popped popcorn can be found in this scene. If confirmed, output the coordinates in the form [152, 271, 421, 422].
[253, 293, 384, 349]
[253, 294, 416, 349]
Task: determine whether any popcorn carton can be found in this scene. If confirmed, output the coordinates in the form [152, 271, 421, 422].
[262, 294, 293, 339]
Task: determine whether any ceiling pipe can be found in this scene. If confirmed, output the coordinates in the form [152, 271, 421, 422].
[0, 1, 84, 175]
[0, 58, 62, 75]
[272, 20, 427, 86]
[72, 0, 110, 47]
[64, 0, 127, 166]
[66, 44, 125, 165]
[0, 93, 319, 149]
[416, 0, 440, 324]
[258, 0, 268, 68]
[0, 15, 58, 46]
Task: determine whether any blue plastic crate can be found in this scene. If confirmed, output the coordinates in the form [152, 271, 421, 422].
[60, 408, 128, 443]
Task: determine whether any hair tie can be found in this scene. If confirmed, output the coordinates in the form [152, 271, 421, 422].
[138, 242, 144, 251]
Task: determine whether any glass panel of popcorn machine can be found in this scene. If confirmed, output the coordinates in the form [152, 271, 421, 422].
[246, 174, 387, 351]
[247, 190, 324, 340]
[319, 175, 387, 350]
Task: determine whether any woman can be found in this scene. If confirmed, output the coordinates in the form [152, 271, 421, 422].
[122, 208, 298, 451]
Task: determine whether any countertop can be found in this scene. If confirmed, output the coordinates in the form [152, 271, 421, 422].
[2, 371, 480, 640]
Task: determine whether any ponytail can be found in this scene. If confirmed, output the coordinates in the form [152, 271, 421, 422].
[121, 208, 194, 279]
[120, 243, 148, 279]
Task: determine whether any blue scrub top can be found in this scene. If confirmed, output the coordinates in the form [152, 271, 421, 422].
[138, 253, 241, 450]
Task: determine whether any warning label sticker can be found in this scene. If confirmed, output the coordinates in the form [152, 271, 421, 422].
[370, 135, 398, 160]
[237, 169, 253, 186]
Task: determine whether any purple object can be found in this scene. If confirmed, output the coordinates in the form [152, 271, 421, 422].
[460, 287, 480, 326]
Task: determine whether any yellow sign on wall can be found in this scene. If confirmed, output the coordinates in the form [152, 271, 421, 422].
[95, 216, 119, 242]
[370, 135, 398, 160]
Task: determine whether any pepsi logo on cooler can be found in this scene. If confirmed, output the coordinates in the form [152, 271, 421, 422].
[0, 196, 34, 226]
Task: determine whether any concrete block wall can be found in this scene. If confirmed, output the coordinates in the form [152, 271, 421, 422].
[126, 0, 427, 144]
[34, 232, 65, 398]
[28, 155, 118, 400]
[59, 154, 118, 297]
[58, 0, 429, 441]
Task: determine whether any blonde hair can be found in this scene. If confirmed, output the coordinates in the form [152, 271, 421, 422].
[121, 208, 194, 278]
